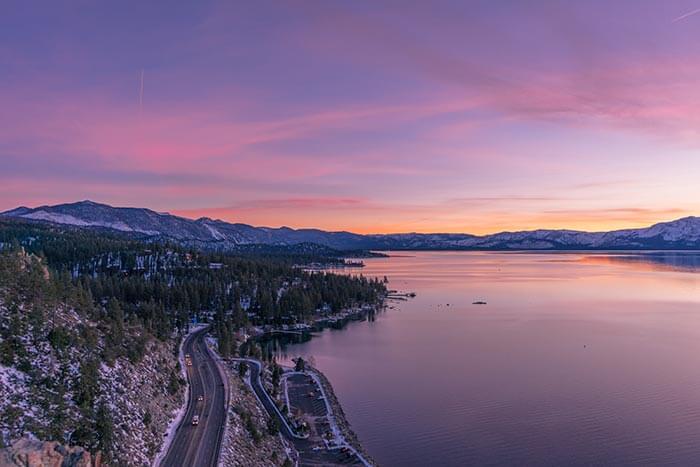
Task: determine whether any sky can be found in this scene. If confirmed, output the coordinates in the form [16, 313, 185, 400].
[2, 0, 700, 234]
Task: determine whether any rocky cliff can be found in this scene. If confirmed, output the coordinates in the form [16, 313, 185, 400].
[0, 437, 99, 467]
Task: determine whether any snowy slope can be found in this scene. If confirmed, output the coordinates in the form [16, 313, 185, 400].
[0, 252, 184, 464]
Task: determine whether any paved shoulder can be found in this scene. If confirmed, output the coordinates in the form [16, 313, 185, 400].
[161, 329, 227, 467]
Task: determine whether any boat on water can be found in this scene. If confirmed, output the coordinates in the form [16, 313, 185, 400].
[472, 300, 487, 305]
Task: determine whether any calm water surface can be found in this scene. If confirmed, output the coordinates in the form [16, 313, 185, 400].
[277, 252, 700, 466]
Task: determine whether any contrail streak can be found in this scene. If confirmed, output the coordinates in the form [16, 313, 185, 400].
[672, 7, 700, 23]
[139, 69, 144, 112]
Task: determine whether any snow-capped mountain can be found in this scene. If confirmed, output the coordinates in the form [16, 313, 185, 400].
[3, 200, 700, 250]
[0, 201, 372, 249]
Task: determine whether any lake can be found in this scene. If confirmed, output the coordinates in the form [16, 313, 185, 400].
[275, 251, 700, 466]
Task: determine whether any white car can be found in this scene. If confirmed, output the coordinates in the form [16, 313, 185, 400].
[191, 415, 200, 426]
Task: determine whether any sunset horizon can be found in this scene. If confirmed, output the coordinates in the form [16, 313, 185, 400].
[4, 198, 697, 236]
[4, 1, 700, 236]
[4, 2, 700, 466]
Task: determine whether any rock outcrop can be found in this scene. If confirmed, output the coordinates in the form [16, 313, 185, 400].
[0, 437, 100, 467]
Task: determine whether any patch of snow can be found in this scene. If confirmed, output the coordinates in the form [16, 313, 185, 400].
[18, 211, 162, 236]
[0, 363, 27, 388]
[21, 211, 93, 226]
[202, 222, 226, 241]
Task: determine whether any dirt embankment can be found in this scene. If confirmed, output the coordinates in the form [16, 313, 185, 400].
[219, 364, 293, 467]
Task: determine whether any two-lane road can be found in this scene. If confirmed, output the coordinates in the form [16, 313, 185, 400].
[238, 358, 308, 442]
[161, 328, 227, 467]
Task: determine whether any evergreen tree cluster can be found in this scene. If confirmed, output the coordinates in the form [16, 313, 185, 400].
[1, 219, 386, 357]
[0, 248, 117, 457]
[0, 219, 386, 460]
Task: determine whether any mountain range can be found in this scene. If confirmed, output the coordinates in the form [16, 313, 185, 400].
[3, 200, 700, 251]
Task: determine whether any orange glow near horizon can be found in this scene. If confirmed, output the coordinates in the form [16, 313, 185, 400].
[171, 205, 694, 235]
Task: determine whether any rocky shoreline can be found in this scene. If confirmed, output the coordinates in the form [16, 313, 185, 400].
[215, 299, 389, 465]
[308, 366, 377, 466]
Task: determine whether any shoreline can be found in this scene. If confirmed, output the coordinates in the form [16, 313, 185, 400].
[252, 298, 387, 339]
[307, 365, 377, 466]
[255, 298, 402, 465]
[244, 296, 400, 464]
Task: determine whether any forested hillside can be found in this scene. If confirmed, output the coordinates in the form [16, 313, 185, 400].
[0, 219, 385, 464]
[0, 219, 385, 336]
[0, 248, 184, 465]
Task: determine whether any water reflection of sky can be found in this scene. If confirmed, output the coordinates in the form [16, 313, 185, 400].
[283, 252, 700, 466]
[580, 251, 700, 273]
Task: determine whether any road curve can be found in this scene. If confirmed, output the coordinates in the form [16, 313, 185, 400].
[161, 328, 227, 467]
[235, 358, 368, 465]
[237, 358, 308, 441]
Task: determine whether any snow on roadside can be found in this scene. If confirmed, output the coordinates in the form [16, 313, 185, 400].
[152, 324, 207, 467]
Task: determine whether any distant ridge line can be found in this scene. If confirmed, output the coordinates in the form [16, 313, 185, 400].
[2, 200, 700, 251]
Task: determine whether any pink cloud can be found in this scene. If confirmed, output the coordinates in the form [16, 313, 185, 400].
[3, 1, 700, 234]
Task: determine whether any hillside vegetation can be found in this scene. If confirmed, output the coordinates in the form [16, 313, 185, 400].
[0, 248, 184, 464]
[0, 220, 385, 465]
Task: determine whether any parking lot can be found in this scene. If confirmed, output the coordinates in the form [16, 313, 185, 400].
[285, 373, 365, 466]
